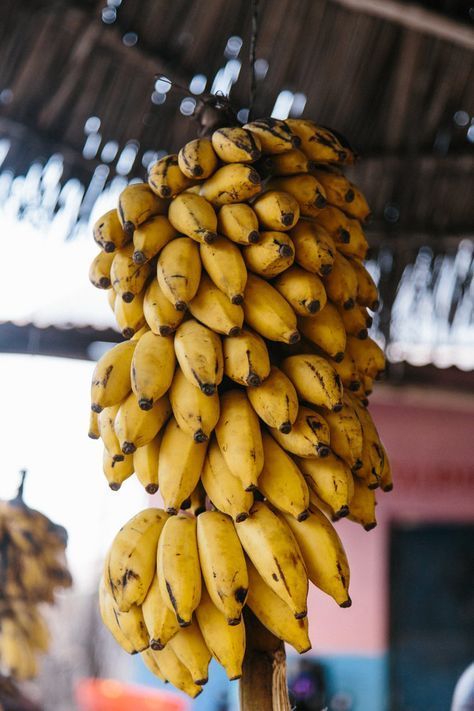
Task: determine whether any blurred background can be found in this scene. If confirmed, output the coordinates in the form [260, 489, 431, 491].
[0, 0, 473, 709]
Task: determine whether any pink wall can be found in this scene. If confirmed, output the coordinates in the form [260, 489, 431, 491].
[307, 386, 474, 657]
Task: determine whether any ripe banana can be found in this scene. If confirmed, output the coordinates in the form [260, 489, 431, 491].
[211, 126, 261, 163]
[323, 251, 358, 310]
[94, 209, 129, 252]
[197, 511, 248, 624]
[243, 230, 295, 278]
[347, 476, 377, 530]
[154, 644, 203, 697]
[158, 418, 208, 514]
[291, 220, 336, 276]
[188, 481, 207, 516]
[258, 432, 309, 520]
[274, 265, 327, 315]
[90, 340, 136, 413]
[132, 433, 162, 494]
[118, 183, 167, 237]
[169, 367, 219, 442]
[157, 514, 201, 627]
[286, 120, 356, 164]
[200, 163, 262, 206]
[168, 192, 217, 244]
[282, 354, 343, 411]
[102, 450, 134, 490]
[350, 258, 379, 310]
[178, 137, 219, 178]
[243, 273, 299, 343]
[143, 277, 185, 336]
[131, 330, 175, 410]
[114, 391, 171, 454]
[99, 580, 149, 654]
[336, 216, 369, 260]
[114, 290, 145, 338]
[189, 273, 244, 336]
[265, 148, 314, 176]
[201, 439, 254, 523]
[347, 335, 385, 379]
[132, 214, 177, 264]
[338, 302, 371, 339]
[98, 405, 124, 462]
[89, 250, 114, 289]
[310, 166, 355, 209]
[379, 444, 393, 492]
[297, 452, 354, 520]
[217, 203, 260, 244]
[244, 118, 297, 154]
[141, 648, 167, 682]
[314, 205, 351, 245]
[111, 243, 151, 303]
[348, 394, 384, 487]
[344, 184, 371, 222]
[174, 319, 223, 395]
[223, 328, 270, 387]
[141, 572, 179, 650]
[148, 154, 194, 198]
[236, 501, 308, 618]
[215, 389, 264, 491]
[324, 399, 363, 469]
[271, 405, 330, 458]
[88, 409, 100, 439]
[106, 508, 168, 612]
[268, 174, 327, 216]
[168, 622, 211, 686]
[298, 302, 347, 360]
[252, 190, 300, 231]
[247, 365, 298, 433]
[200, 237, 247, 304]
[157, 236, 202, 311]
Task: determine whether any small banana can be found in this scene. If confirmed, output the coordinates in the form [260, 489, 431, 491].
[98, 404, 124, 462]
[349, 258, 379, 310]
[94, 209, 129, 252]
[337, 216, 369, 260]
[252, 190, 300, 231]
[244, 118, 297, 154]
[347, 476, 377, 530]
[344, 184, 371, 222]
[168, 192, 217, 244]
[106, 508, 168, 611]
[189, 273, 244, 336]
[178, 137, 219, 178]
[323, 251, 358, 310]
[169, 367, 220, 442]
[246, 560, 311, 654]
[157, 237, 202, 311]
[247, 365, 298, 433]
[99, 579, 149, 654]
[133, 433, 162, 494]
[268, 174, 327, 216]
[243, 231, 295, 279]
[168, 621, 211, 686]
[265, 148, 314, 176]
[286, 120, 356, 164]
[283, 508, 351, 607]
[332, 350, 361, 392]
[298, 302, 346, 361]
[200, 237, 247, 304]
[324, 399, 363, 469]
[102, 449, 134, 490]
[115, 391, 171, 454]
[211, 126, 261, 163]
[274, 265, 327, 315]
[223, 328, 270, 387]
[243, 273, 299, 344]
[236, 502, 308, 618]
[314, 205, 351, 245]
[118, 183, 167, 237]
[142, 572, 179, 649]
[132, 215, 177, 264]
[157, 514, 202, 626]
[271, 405, 330, 458]
[174, 319, 223, 395]
[111, 243, 152, 303]
[310, 166, 355, 209]
[88, 409, 100, 439]
[114, 290, 145, 338]
[291, 221, 336, 276]
[337, 303, 371, 339]
[141, 649, 167, 682]
[90, 340, 136, 413]
[154, 645, 203, 697]
[200, 163, 262, 206]
[258, 432, 309, 520]
[148, 154, 194, 198]
[188, 480, 207, 516]
[89, 250, 114, 289]
[201, 439, 254, 523]
[282, 354, 343, 411]
[131, 330, 175, 410]
[379, 444, 393, 492]
[143, 277, 185, 336]
[348, 394, 384, 487]
[217, 203, 260, 244]
[197, 511, 248, 624]
[347, 335, 385, 379]
[297, 452, 354, 520]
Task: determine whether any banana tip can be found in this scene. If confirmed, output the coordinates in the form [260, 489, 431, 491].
[317, 445, 330, 458]
[166, 507, 179, 515]
[122, 442, 136, 454]
[279, 421, 292, 434]
[343, 298, 355, 310]
[291, 135, 301, 148]
[91, 404, 103, 414]
[201, 383, 216, 396]
[231, 294, 244, 305]
[307, 300, 320, 314]
[132, 251, 146, 264]
[332, 403, 343, 413]
[340, 596, 352, 608]
[288, 330, 300, 345]
[122, 292, 135, 303]
[349, 381, 361, 392]
[358, 329, 368, 339]
[364, 521, 377, 531]
[150, 641, 165, 651]
[159, 325, 173, 336]
[334, 352, 345, 363]
[175, 300, 188, 312]
[123, 221, 135, 237]
[195, 678, 208, 686]
[203, 231, 217, 244]
[247, 373, 261, 387]
[104, 242, 115, 253]
[382, 483, 394, 492]
[145, 484, 158, 494]
[109, 483, 121, 491]
[98, 277, 111, 289]
[294, 610, 307, 620]
[138, 398, 153, 411]
[249, 231, 260, 243]
[320, 263, 333, 276]
[345, 189, 355, 203]
[297, 510, 310, 522]
[194, 429, 209, 443]
[335, 505, 350, 519]
[235, 513, 249, 523]
[228, 326, 241, 337]
[279, 243, 294, 257]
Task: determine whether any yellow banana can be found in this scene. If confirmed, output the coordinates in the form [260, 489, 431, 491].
[168, 192, 217, 244]
[178, 137, 219, 178]
[243, 230, 295, 279]
[347, 335, 385, 379]
[283, 508, 351, 607]
[337, 220, 369, 262]
[106, 508, 168, 611]
[98, 404, 124, 462]
[102, 449, 134, 490]
[338, 302, 371, 339]
[157, 514, 201, 627]
[314, 205, 351, 245]
[243, 273, 299, 344]
[310, 166, 355, 209]
[217, 203, 260, 244]
[268, 174, 327, 216]
[107, 287, 116, 312]
[348, 395, 384, 487]
[243, 117, 297, 153]
[132, 215, 177, 264]
[223, 328, 270, 387]
[271, 405, 330, 458]
[142, 572, 180, 650]
[331, 351, 360, 392]
[215, 389, 264, 491]
[111, 243, 152, 303]
[140, 648, 167, 682]
[349, 258, 379, 310]
[174, 319, 223, 395]
[291, 220, 336, 276]
[118, 183, 167, 237]
[195, 586, 246, 680]
[200, 237, 247, 304]
[297, 452, 354, 520]
[115, 391, 171, 454]
[211, 126, 261, 163]
[201, 439, 254, 523]
[347, 476, 377, 530]
[265, 148, 314, 176]
[247, 365, 298, 433]
[99, 579, 149, 654]
[282, 354, 343, 411]
[157, 237, 202, 311]
[158, 418, 208, 514]
[188, 480, 207, 516]
[93, 209, 129, 252]
[89, 250, 114, 289]
[169, 367, 220, 442]
[252, 190, 300, 231]
[246, 560, 311, 654]
[148, 154, 194, 198]
[133, 433, 162, 494]
[344, 184, 371, 222]
[298, 302, 347, 361]
[154, 644, 203, 697]
[236, 502, 308, 618]
[200, 163, 262, 206]
[259, 432, 309, 520]
[88, 409, 100, 439]
[168, 621, 211, 686]
[189, 273, 244, 336]
[274, 265, 327, 315]
[379, 444, 393, 492]
[114, 290, 145, 338]
[143, 277, 185, 336]
[90, 340, 136, 413]
[324, 399, 363, 469]
[197, 511, 248, 624]
[323, 251, 358, 310]
[131, 330, 175, 410]
[286, 120, 356, 164]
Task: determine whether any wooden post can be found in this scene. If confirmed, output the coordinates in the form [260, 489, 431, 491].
[239, 609, 291, 711]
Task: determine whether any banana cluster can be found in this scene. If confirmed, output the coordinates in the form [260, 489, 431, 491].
[0, 485, 72, 680]
[89, 117, 392, 697]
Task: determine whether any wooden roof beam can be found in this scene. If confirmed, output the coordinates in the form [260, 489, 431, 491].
[329, 0, 474, 49]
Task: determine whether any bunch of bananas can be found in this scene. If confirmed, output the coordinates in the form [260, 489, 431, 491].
[89, 117, 392, 697]
[0, 475, 72, 680]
